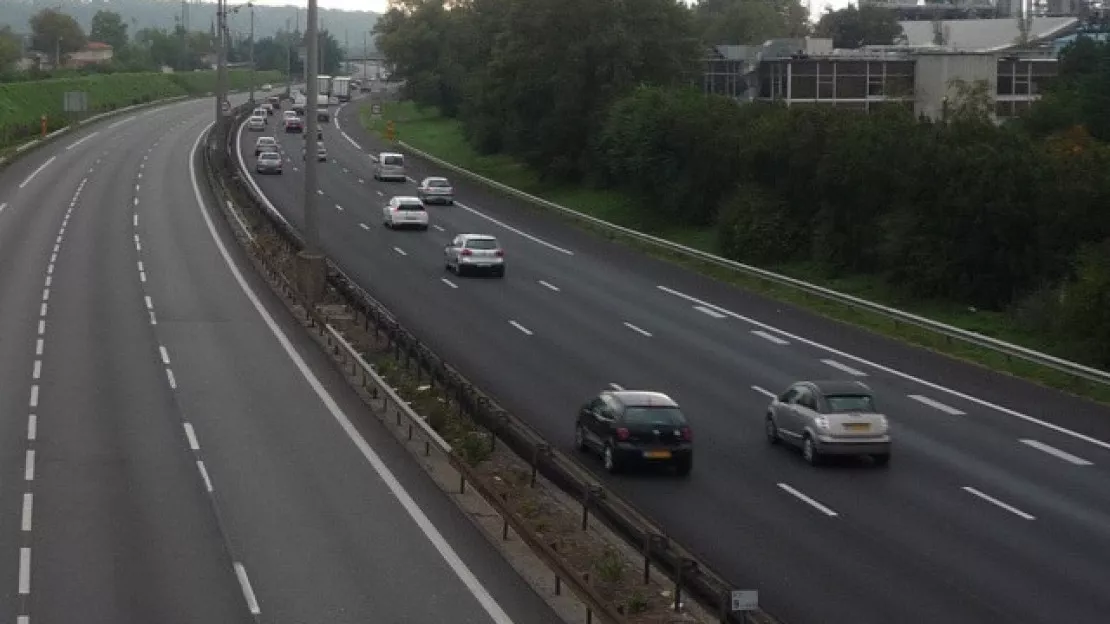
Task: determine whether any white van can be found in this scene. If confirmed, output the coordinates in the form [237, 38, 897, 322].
[373, 152, 406, 182]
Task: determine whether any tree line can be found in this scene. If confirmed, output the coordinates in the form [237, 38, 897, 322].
[376, 0, 1110, 369]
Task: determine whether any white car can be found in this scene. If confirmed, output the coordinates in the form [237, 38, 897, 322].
[247, 115, 266, 131]
[261, 83, 273, 91]
[283, 110, 298, 121]
[382, 196, 429, 230]
[254, 136, 278, 156]
[444, 234, 505, 277]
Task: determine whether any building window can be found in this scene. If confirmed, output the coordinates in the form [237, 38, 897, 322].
[818, 74, 835, 99]
[791, 74, 817, 99]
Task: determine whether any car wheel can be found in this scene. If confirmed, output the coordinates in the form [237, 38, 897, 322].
[675, 456, 692, 477]
[873, 453, 891, 468]
[603, 444, 621, 474]
[765, 416, 780, 444]
[574, 425, 588, 452]
[802, 435, 821, 466]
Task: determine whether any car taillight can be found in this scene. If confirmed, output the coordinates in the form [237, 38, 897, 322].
[680, 427, 692, 441]
[495, 250, 504, 257]
[616, 427, 630, 441]
[460, 249, 473, 256]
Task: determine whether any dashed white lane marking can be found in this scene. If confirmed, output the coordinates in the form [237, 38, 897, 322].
[183, 423, 200, 451]
[19, 156, 57, 189]
[335, 203, 343, 211]
[145, 296, 153, 310]
[0, 202, 6, 214]
[28, 385, 38, 408]
[21, 494, 33, 531]
[159, 346, 171, 365]
[623, 322, 652, 337]
[35, 339, 43, 356]
[46, 265, 53, 275]
[44, 276, 51, 287]
[441, 278, 458, 289]
[18, 548, 31, 594]
[41, 288, 49, 302]
[37, 320, 45, 335]
[27, 415, 36, 441]
[24, 450, 35, 481]
[359, 223, 369, 230]
[454, 201, 574, 256]
[694, 305, 727, 319]
[40, 303, 47, 317]
[752, 330, 789, 345]
[822, 359, 868, 376]
[1020, 439, 1093, 466]
[432, 224, 445, 232]
[135, 184, 140, 193]
[17, 614, 27, 624]
[393, 247, 407, 256]
[134, 214, 139, 227]
[149, 311, 158, 326]
[609, 383, 624, 391]
[376, 190, 384, 196]
[751, 385, 777, 399]
[538, 280, 560, 292]
[316, 189, 324, 195]
[140, 272, 147, 283]
[778, 483, 838, 517]
[197, 461, 214, 492]
[166, 368, 177, 389]
[32, 361, 41, 380]
[234, 562, 261, 615]
[508, 320, 533, 336]
[962, 486, 1035, 520]
[65, 131, 100, 150]
[133, 197, 139, 206]
[908, 395, 966, 415]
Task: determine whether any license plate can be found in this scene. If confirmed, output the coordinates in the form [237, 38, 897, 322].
[844, 423, 871, 431]
[643, 450, 672, 459]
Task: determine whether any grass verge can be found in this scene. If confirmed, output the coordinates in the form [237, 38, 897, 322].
[361, 100, 1110, 406]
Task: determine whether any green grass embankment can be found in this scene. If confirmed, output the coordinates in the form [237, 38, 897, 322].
[362, 100, 1110, 405]
[0, 70, 283, 149]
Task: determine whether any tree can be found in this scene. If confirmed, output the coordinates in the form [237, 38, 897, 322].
[90, 10, 128, 51]
[815, 5, 903, 49]
[29, 9, 86, 62]
[0, 25, 21, 71]
[696, 0, 810, 44]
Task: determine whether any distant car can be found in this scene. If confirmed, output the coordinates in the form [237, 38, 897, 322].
[255, 151, 283, 175]
[765, 380, 891, 466]
[254, 136, 278, 156]
[283, 110, 298, 121]
[261, 83, 273, 91]
[247, 115, 266, 131]
[382, 196, 429, 230]
[304, 140, 327, 162]
[417, 176, 454, 205]
[252, 107, 268, 120]
[261, 102, 274, 115]
[443, 233, 504, 277]
[373, 152, 406, 181]
[575, 390, 693, 476]
[268, 95, 281, 108]
[284, 117, 303, 133]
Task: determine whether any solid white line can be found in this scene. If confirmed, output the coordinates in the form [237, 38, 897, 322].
[66, 131, 100, 150]
[656, 286, 1110, 452]
[29, 385, 38, 408]
[21, 494, 33, 531]
[191, 122, 516, 624]
[196, 461, 214, 492]
[107, 115, 135, 129]
[908, 394, 966, 415]
[609, 383, 624, 391]
[19, 156, 56, 188]
[35, 339, 43, 356]
[166, 368, 177, 389]
[623, 322, 652, 337]
[1020, 439, 1093, 466]
[359, 222, 370, 230]
[441, 278, 458, 289]
[183, 423, 200, 450]
[40, 303, 47, 317]
[962, 486, 1035, 520]
[538, 280, 560, 292]
[32, 360, 41, 380]
[454, 201, 574, 256]
[752, 385, 778, 399]
[159, 346, 171, 365]
[822, 358, 868, 376]
[27, 414, 36, 441]
[694, 305, 727, 319]
[393, 247, 407, 256]
[24, 450, 34, 481]
[752, 330, 789, 345]
[225, 201, 256, 243]
[509, 320, 533, 336]
[145, 295, 153, 310]
[778, 483, 838, 517]
[37, 320, 45, 335]
[19, 548, 31, 594]
[234, 562, 261, 614]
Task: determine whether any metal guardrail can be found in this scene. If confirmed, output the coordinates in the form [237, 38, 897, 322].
[395, 140, 1110, 387]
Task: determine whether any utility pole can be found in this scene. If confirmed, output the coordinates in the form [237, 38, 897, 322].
[298, 0, 325, 304]
[215, 0, 228, 138]
[363, 31, 368, 81]
[285, 17, 293, 97]
[248, 1, 255, 104]
[55, 36, 61, 69]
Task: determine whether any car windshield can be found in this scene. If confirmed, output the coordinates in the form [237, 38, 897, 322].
[427, 179, 450, 187]
[622, 406, 687, 426]
[826, 394, 876, 413]
[259, 139, 275, 145]
[383, 155, 403, 166]
[260, 153, 280, 161]
[465, 238, 498, 250]
[396, 202, 424, 211]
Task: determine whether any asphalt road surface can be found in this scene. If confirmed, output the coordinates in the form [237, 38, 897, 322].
[0, 95, 561, 624]
[234, 94, 1110, 624]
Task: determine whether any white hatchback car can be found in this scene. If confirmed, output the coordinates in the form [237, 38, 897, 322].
[382, 196, 429, 230]
[444, 234, 505, 277]
[247, 115, 266, 131]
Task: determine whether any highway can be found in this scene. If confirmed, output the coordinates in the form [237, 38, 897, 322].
[0, 96, 562, 623]
[235, 93, 1110, 624]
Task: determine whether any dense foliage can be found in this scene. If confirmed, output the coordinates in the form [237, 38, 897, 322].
[378, 0, 1110, 368]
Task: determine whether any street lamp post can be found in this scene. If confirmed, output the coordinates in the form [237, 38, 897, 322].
[297, 0, 326, 304]
[248, 1, 255, 105]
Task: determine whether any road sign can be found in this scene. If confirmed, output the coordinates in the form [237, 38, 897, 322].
[370, 102, 382, 118]
[63, 91, 88, 113]
[731, 590, 758, 611]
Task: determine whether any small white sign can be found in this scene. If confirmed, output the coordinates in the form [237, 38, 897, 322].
[731, 589, 758, 611]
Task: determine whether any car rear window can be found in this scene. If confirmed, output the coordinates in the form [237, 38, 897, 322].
[396, 202, 424, 211]
[826, 395, 875, 412]
[383, 155, 403, 166]
[465, 238, 498, 250]
[622, 407, 687, 426]
[260, 153, 280, 160]
[427, 179, 450, 187]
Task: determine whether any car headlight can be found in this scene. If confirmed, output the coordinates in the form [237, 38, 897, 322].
[813, 416, 830, 430]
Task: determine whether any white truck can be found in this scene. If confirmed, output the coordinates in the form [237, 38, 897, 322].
[316, 94, 331, 122]
[332, 76, 351, 102]
[317, 74, 332, 98]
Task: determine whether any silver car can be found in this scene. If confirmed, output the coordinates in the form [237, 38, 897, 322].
[765, 380, 891, 466]
[444, 234, 505, 277]
[373, 152, 406, 181]
[417, 177, 454, 205]
[255, 151, 283, 174]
